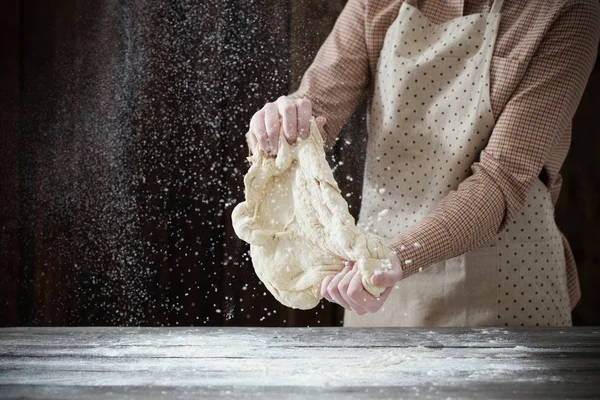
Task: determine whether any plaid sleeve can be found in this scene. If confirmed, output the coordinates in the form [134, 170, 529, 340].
[288, 0, 370, 150]
[389, 0, 600, 279]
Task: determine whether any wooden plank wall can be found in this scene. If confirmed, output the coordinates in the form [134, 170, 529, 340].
[0, 0, 344, 328]
[0, 0, 21, 325]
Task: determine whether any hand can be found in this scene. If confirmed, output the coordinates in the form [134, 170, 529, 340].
[320, 252, 403, 315]
[370, 249, 403, 287]
[247, 96, 326, 156]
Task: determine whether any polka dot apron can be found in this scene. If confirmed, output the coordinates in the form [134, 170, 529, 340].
[344, 0, 572, 327]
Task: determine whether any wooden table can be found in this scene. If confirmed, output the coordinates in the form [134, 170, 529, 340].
[1, 327, 599, 399]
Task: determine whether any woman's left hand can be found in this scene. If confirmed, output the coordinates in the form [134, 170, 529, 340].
[320, 251, 403, 314]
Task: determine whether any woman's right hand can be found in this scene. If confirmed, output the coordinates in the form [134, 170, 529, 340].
[247, 96, 326, 156]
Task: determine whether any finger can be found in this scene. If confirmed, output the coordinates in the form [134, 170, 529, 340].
[343, 267, 370, 315]
[337, 266, 365, 314]
[277, 97, 298, 144]
[327, 265, 353, 310]
[365, 286, 394, 313]
[379, 286, 393, 301]
[348, 269, 384, 314]
[246, 132, 258, 155]
[367, 286, 394, 312]
[326, 265, 352, 308]
[371, 269, 402, 287]
[315, 115, 327, 130]
[296, 99, 312, 139]
[250, 111, 268, 153]
[347, 268, 370, 312]
[264, 103, 280, 155]
[320, 275, 335, 301]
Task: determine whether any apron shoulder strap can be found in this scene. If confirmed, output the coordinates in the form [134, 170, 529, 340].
[490, 0, 505, 14]
[404, 0, 503, 15]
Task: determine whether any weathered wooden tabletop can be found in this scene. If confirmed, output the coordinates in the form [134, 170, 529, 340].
[0, 327, 599, 399]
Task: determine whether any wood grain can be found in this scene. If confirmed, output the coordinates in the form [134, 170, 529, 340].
[0, 0, 21, 326]
[1, 327, 599, 399]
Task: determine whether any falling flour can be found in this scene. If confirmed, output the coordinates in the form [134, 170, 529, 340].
[232, 119, 391, 309]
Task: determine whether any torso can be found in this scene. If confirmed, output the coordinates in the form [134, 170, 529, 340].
[344, 0, 573, 327]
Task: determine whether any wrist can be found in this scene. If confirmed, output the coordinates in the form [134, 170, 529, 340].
[387, 247, 404, 281]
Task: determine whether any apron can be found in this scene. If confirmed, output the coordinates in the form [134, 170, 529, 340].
[344, 0, 572, 327]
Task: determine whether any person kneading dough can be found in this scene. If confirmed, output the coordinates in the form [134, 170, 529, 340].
[241, 0, 600, 327]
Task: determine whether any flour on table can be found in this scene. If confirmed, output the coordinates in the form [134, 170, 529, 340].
[232, 118, 389, 309]
[363, 349, 422, 368]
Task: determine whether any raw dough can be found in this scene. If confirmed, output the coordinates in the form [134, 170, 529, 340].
[231, 118, 390, 309]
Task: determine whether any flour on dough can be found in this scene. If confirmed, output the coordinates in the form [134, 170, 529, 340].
[231, 118, 390, 309]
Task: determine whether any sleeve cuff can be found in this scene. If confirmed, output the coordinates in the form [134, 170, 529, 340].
[387, 217, 455, 279]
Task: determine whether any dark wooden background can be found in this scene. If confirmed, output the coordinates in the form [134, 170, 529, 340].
[0, 0, 598, 327]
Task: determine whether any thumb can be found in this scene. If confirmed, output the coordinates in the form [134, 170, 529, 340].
[246, 132, 257, 156]
[315, 116, 326, 130]
[371, 269, 401, 287]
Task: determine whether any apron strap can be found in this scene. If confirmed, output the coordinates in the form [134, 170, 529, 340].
[405, 0, 503, 15]
[490, 0, 505, 14]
